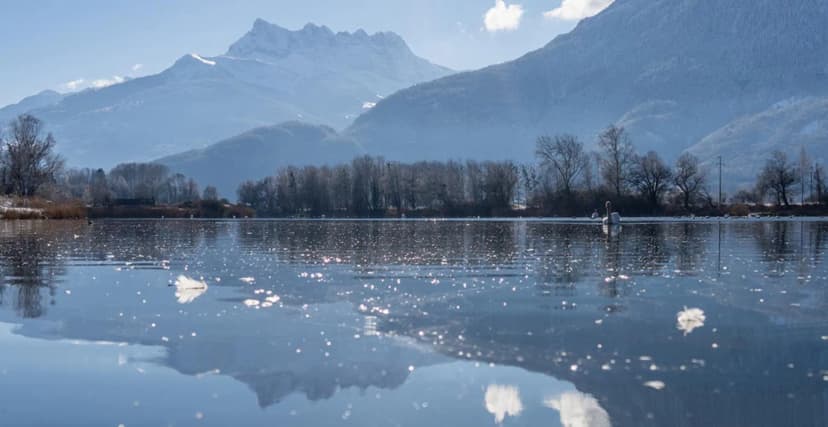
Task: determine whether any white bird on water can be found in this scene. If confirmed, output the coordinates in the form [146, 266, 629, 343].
[602, 201, 622, 225]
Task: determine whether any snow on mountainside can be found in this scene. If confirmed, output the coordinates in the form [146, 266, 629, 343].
[157, 121, 358, 199]
[688, 97, 828, 188]
[347, 0, 828, 178]
[4, 19, 450, 168]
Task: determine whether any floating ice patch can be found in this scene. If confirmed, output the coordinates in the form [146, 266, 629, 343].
[174, 275, 208, 304]
[677, 307, 706, 335]
[243, 299, 260, 307]
[239, 277, 255, 284]
[644, 380, 665, 390]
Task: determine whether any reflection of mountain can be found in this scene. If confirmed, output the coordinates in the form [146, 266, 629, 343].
[1, 220, 827, 425]
[379, 280, 827, 426]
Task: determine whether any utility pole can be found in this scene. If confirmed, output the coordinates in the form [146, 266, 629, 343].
[718, 156, 723, 208]
[811, 165, 815, 204]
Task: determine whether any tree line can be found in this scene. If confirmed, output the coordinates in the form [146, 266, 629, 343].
[237, 124, 827, 217]
[1, 114, 218, 206]
[2, 113, 826, 217]
[237, 157, 519, 217]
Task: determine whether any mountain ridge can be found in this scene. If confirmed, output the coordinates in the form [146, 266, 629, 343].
[346, 0, 828, 184]
[4, 19, 450, 168]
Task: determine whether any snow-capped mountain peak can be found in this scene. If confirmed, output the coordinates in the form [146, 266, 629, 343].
[3, 18, 452, 168]
[226, 18, 413, 62]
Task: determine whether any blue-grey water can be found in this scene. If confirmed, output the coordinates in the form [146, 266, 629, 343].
[0, 219, 826, 427]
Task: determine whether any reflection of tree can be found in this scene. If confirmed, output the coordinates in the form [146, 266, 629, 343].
[631, 224, 670, 275]
[0, 222, 65, 318]
[754, 222, 793, 277]
[534, 225, 594, 297]
[237, 220, 519, 268]
[673, 223, 708, 275]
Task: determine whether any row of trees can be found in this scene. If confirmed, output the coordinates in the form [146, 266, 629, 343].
[239, 124, 827, 217]
[527, 126, 712, 215]
[3, 114, 826, 216]
[238, 157, 519, 216]
[746, 149, 826, 207]
[0, 114, 217, 206]
[59, 163, 218, 206]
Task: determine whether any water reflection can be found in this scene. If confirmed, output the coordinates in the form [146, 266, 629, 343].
[0, 219, 826, 426]
[0, 221, 66, 317]
[545, 391, 611, 427]
[484, 384, 523, 423]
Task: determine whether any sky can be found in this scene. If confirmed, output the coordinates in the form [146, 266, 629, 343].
[0, 0, 613, 107]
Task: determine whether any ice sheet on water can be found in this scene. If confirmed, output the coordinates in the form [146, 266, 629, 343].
[677, 307, 706, 335]
[174, 275, 208, 304]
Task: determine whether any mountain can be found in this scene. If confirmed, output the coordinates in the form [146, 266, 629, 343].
[347, 0, 828, 185]
[0, 90, 64, 125]
[157, 121, 357, 198]
[9, 19, 450, 168]
[687, 97, 828, 187]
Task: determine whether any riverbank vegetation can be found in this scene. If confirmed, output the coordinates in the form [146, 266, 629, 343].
[0, 114, 252, 219]
[237, 125, 828, 218]
[1, 113, 826, 219]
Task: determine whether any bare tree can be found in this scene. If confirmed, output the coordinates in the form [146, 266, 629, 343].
[598, 124, 635, 197]
[520, 164, 541, 207]
[1, 115, 64, 197]
[483, 161, 518, 210]
[631, 151, 672, 208]
[815, 163, 826, 204]
[535, 134, 589, 197]
[202, 185, 219, 201]
[673, 153, 707, 211]
[799, 146, 811, 204]
[237, 180, 261, 208]
[89, 168, 110, 206]
[109, 162, 169, 200]
[757, 150, 799, 207]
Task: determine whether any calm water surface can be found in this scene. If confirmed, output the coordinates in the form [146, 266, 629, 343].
[0, 219, 826, 427]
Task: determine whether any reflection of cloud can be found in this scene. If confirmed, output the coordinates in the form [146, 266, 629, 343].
[174, 275, 208, 304]
[485, 384, 523, 423]
[545, 391, 611, 427]
[677, 307, 705, 335]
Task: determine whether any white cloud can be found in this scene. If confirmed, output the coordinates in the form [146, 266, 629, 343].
[63, 79, 85, 91]
[484, 0, 524, 32]
[545, 391, 611, 427]
[484, 384, 523, 423]
[544, 0, 614, 21]
[90, 76, 126, 89]
[132, 63, 144, 71]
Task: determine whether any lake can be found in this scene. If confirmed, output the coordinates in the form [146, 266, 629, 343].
[0, 219, 826, 427]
